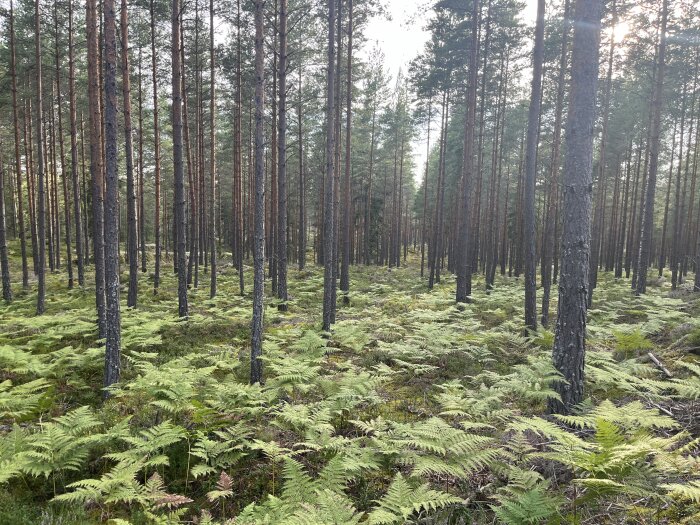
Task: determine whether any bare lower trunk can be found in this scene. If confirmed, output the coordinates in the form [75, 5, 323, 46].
[550, 0, 602, 414]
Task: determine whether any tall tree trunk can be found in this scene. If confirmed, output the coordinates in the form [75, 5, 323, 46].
[671, 75, 694, 288]
[588, 2, 616, 305]
[549, 0, 602, 415]
[138, 46, 147, 274]
[209, 0, 217, 298]
[277, 0, 289, 310]
[10, 1, 28, 290]
[365, 99, 376, 266]
[297, 48, 306, 271]
[322, 0, 337, 331]
[269, 0, 278, 295]
[35, 0, 47, 315]
[541, 0, 570, 326]
[172, 0, 188, 318]
[151, 0, 162, 294]
[0, 156, 12, 302]
[55, 3, 73, 289]
[636, 0, 668, 296]
[25, 101, 39, 278]
[340, 0, 352, 297]
[251, 0, 266, 383]
[523, 0, 545, 330]
[429, 93, 448, 289]
[68, 0, 84, 287]
[103, 0, 122, 392]
[235, 0, 245, 291]
[121, 0, 138, 307]
[456, 0, 479, 302]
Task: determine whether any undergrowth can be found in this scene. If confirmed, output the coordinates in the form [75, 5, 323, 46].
[1, 247, 700, 524]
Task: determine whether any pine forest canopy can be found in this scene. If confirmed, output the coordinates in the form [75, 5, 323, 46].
[1, 0, 700, 523]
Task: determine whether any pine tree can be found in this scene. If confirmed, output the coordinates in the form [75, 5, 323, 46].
[550, 0, 603, 414]
[102, 0, 122, 393]
[251, 0, 266, 384]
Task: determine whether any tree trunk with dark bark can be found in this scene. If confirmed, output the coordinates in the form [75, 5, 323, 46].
[277, 0, 289, 310]
[172, 0, 188, 318]
[549, 0, 602, 415]
[636, 0, 668, 296]
[251, 0, 266, 384]
[121, 0, 138, 307]
[322, 0, 337, 331]
[35, 0, 47, 315]
[523, 0, 545, 331]
[103, 0, 122, 392]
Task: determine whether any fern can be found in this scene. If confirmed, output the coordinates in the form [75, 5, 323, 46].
[366, 473, 463, 524]
[104, 421, 186, 469]
[0, 378, 51, 420]
[20, 406, 103, 480]
[491, 482, 561, 525]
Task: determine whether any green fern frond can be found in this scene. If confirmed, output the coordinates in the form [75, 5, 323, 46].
[367, 473, 463, 525]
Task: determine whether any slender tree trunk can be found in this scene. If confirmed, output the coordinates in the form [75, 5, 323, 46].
[138, 45, 147, 274]
[365, 101, 376, 266]
[0, 156, 12, 302]
[251, 0, 266, 384]
[671, 78, 693, 288]
[549, 0, 602, 415]
[542, 0, 570, 326]
[172, 0, 188, 318]
[588, 3, 616, 305]
[67, 0, 84, 288]
[120, 0, 138, 307]
[103, 0, 121, 392]
[235, 0, 245, 291]
[322, 0, 337, 331]
[151, 0, 162, 294]
[456, 0, 479, 302]
[54, 3, 73, 289]
[269, 1, 278, 295]
[297, 50, 306, 271]
[277, 0, 289, 310]
[636, 0, 668, 296]
[209, 0, 217, 298]
[340, 0, 353, 297]
[523, 0, 545, 330]
[10, 1, 28, 290]
[35, 0, 47, 315]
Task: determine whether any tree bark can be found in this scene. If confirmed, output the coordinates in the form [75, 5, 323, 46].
[277, 0, 289, 310]
[523, 0, 545, 330]
[121, 0, 138, 307]
[209, 0, 217, 298]
[0, 156, 12, 302]
[172, 0, 188, 318]
[151, 0, 162, 294]
[636, 0, 668, 296]
[35, 0, 47, 315]
[68, 0, 84, 288]
[322, 0, 337, 331]
[251, 0, 266, 384]
[541, 0, 570, 326]
[549, 0, 602, 415]
[340, 0, 352, 297]
[10, 1, 28, 290]
[103, 0, 122, 392]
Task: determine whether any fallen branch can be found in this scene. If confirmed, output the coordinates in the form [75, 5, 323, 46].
[648, 352, 672, 378]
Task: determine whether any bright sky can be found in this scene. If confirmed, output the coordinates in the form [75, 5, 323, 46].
[364, 0, 540, 79]
[363, 0, 541, 178]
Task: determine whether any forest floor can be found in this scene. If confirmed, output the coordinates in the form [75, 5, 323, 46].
[2, 245, 700, 524]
